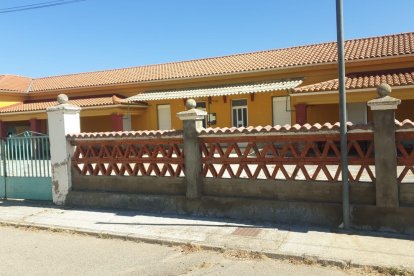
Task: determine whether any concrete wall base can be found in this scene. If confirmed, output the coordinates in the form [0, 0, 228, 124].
[72, 174, 185, 195]
[66, 191, 414, 233]
[351, 205, 414, 234]
[66, 191, 343, 227]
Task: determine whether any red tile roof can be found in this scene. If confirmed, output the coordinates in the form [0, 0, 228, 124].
[0, 96, 128, 113]
[293, 68, 414, 93]
[0, 75, 32, 92]
[2, 32, 413, 93]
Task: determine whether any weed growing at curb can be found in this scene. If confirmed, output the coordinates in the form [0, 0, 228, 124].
[223, 249, 265, 260]
[180, 243, 202, 253]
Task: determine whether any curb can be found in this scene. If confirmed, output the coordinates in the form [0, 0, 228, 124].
[0, 220, 411, 274]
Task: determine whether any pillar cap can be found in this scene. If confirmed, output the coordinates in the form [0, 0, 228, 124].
[57, 94, 69, 104]
[186, 99, 197, 109]
[177, 99, 207, 121]
[367, 83, 401, 111]
[377, 83, 392, 97]
[46, 94, 81, 113]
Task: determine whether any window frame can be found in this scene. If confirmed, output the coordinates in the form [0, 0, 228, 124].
[231, 99, 248, 127]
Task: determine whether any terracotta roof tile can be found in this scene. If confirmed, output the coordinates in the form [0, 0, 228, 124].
[66, 129, 183, 140]
[293, 68, 414, 93]
[0, 75, 32, 92]
[395, 119, 414, 130]
[66, 122, 376, 139]
[66, 120, 414, 140]
[28, 32, 414, 92]
[198, 122, 373, 135]
[0, 96, 126, 113]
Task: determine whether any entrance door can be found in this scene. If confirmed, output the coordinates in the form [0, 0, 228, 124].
[0, 131, 52, 201]
[272, 97, 291, 126]
[157, 105, 172, 130]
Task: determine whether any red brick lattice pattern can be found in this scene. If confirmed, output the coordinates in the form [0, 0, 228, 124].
[396, 131, 414, 183]
[199, 133, 375, 182]
[71, 139, 184, 177]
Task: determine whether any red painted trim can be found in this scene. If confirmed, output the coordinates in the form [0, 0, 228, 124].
[0, 121, 6, 138]
[295, 103, 307, 125]
[30, 118, 41, 133]
[111, 113, 123, 131]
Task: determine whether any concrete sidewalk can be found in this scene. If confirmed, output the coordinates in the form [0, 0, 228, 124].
[0, 200, 413, 272]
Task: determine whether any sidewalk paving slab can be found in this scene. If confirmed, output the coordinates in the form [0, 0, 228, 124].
[0, 200, 413, 272]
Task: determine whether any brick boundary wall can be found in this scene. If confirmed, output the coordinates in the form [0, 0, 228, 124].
[43, 85, 413, 232]
[63, 121, 414, 232]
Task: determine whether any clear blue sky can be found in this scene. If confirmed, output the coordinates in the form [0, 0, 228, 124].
[1, 0, 413, 78]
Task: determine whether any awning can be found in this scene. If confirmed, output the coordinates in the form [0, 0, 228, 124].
[126, 79, 303, 102]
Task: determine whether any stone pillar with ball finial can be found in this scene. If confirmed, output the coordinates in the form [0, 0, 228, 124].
[177, 99, 207, 198]
[367, 83, 401, 208]
[46, 94, 81, 205]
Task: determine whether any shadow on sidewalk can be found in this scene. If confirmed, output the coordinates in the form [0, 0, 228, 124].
[88, 208, 414, 241]
[0, 199, 54, 207]
[1, 199, 413, 241]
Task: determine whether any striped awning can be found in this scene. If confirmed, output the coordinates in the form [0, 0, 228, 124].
[126, 79, 303, 102]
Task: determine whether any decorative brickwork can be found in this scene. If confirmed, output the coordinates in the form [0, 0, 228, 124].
[71, 139, 184, 177]
[199, 132, 375, 182]
[68, 120, 414, 183]
[396, 131, 414, 183]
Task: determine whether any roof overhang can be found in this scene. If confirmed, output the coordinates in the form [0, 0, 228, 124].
[291, 83, 414, 97]
[0, 104, 148, 121]
[125, 80, 303, 102]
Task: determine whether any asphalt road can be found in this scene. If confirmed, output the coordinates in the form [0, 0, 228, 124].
[0, 226, 381, 276]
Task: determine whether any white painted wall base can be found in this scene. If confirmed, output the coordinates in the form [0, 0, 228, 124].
[47, 103, 81, 205]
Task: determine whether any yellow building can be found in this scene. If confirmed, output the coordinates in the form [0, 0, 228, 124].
[0, 32, 413, 135]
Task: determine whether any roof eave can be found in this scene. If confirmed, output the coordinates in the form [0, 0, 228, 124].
[0, 103, 148, 116]
[291, 84, 414, 96]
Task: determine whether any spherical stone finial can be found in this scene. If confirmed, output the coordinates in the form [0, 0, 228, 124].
[186, 99, 197, 109]
[57, 94, 69, 104]
[377, 83, 392, 98]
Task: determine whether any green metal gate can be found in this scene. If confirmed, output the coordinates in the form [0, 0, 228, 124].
[0, 131, 52, 201]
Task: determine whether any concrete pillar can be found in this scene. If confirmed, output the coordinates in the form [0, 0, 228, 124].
[0, 121, 7, 138]
[177, 99, 207, 199]
[30, 118, 41, 133]
[46, 94, 81, 205]
[367, 84, 401, 208]
[295, 103, 307, 125]
[111, 113, 123, 131]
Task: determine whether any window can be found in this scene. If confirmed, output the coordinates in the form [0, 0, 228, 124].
[157, 104, 172, 130]
[232, 99, 248, 127]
